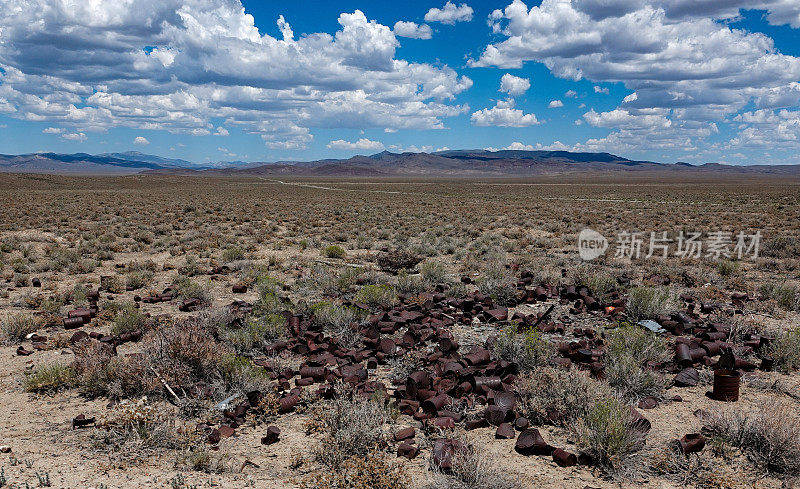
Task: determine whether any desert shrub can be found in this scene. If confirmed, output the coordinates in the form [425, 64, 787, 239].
[145, 321, 224, 391]
[395, 270, 425, 295]
[422, 439, 520, 489]
[626, 286, 676, 321]
[605, 322, 670, 365]
[605, 355, 666, 404]
[218, 314, 285, 355]
[312, 302, 367, 348]
[213, 353, 272, 399]
[24, 363, 75, 392]
[0, 313, 42, 345]
[178, 255, 202, 277]
[577, 397, 646, 471]
[298, 264, 363, 298]
[253, 274, 286, 314]
[323, 245, 345, 259]
[126, 270, 154, 290]
[110, 304, 147, 336]
[604, 323, 669, 403]
[492, 325, 555, 372]
[516, 367, 611, 426]
[93, 398, 193, 465]
[72, 341, 147, 399]
[420, 260, 449, 285]
[311, 385, 390, 468]
[377, 249, 422, 274]
[354, 284, 397, 310]
[759, 283, 800, 312]
[221, 246, 245, 262]
[172, 276, 212, 307]
[717, 259, 740, 277]
[301, 451, 408, 489]
[649, 442, 740, 488]
[704, 401, 800, 475]
[764, 327, 800, 372]
[70, 258, 98, 274]
[477, 268, 516, 306]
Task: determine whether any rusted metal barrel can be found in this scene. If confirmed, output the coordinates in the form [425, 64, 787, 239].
[712, 369, 740, 402]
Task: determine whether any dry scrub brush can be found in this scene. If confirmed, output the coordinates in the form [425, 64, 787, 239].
[604, 322, 670, 403]
[515, 367, 611, 427]
[423, 438, 521, 489]
[492, 325, 556, 373]
[703, 401, 800, 476]
[301, 384, 406, 489]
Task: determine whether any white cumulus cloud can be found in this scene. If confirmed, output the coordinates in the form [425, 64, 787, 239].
[134, 136, 150, 146]
[327, 138, 386, 150]
[425, 2, 474, 24]
[0, 3, 472, 150]
[549, 100, 564, 108]
[393, 21, 433, 39]
[499, 73, 531, 96]
[471, 99, 539, 127]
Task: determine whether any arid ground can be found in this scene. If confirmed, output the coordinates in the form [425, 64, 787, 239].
[1, 173, 799, 489]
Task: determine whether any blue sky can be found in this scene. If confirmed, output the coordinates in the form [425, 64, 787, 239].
[1, 0, 799, 165]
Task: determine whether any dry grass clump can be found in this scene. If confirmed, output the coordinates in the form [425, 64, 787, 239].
[0, 312, 42, 345]
[515, 367, 611, 426]
[24, 363, 76, 393]
[354, 284, 398, 310]
[703, 401, 800, 475]
[476, 267, 516, 306]
[604, 322, 670, 403]
[626, 286, 676, 321]
[759, 282, 800, 312]
[310, 386, 391, 468]
[422, 439, 521, 489]
[764, 327, 800, 372]
[110, 303, 147, 336]
[300, 451, 408, 489]
[576, 397, 647, 472]
[312, 302, 367, 348]
[301, 385, 405, 489]
[649, 443, 743, 489]
[492, 326, 555, 373]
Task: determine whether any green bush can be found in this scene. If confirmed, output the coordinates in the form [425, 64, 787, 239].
[222, 246, 246, 262]
[323, 245, 346, 259]
[760, 283, 800, 312]
[110, 304, 146, 336]
[492, 325, 555, 372]
[218, 315, 286, 355]
[577, 397, 645, 471]
[626, 286, 675, 321]
[355, 284, 398, 310]
[516, 367, 610, 426]
[1, 313, 42, 345]
[24, 363, 76, 392]
[765, 327, 800, 372]
[604, 322, 669, 403]
[126, 270, 154, 290]
[420, 260, 449, 285]
[313, 302, 367, 348]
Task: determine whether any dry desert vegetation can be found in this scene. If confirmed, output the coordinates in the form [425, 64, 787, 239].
[0, 172, 799, 489]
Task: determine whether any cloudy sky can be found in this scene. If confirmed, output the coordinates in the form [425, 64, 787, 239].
[1, 0, 799, 165]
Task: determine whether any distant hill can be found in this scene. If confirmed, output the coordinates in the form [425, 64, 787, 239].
[149, 149, 800, 177]
[2, 150, 800, 177]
